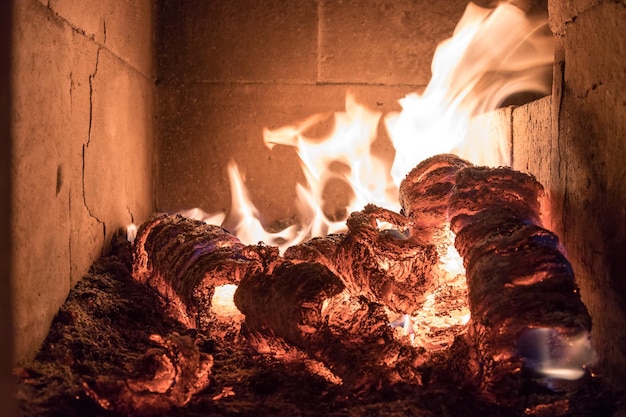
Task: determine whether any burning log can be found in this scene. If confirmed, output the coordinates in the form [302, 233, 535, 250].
[285, 204, 440, 315]
[132, 213, 279, 330]
[448, 166, 592, 391]
[129, 156, 592, 398]
[399, 153, 473, 234]
[132, 212, 426, 388]
[234, 261, 424, 389]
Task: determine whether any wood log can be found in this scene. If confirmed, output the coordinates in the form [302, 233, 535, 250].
[399, 153, 473, 234]
[129, 156, 592, 396]
[448, 166, 592, 392]
[234, 261, 425, 389]
[132, 213, 428, 388]
[285, 204, 439, 315]
[132, 213, 279, 330]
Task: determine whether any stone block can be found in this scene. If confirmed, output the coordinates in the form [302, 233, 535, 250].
[49, 0, 154, 76]
[319, 0, 468, 85]
[12, 0, 74, 362]
[511, 95, 552, 229]
[158, 0, 318, 83]
[548, 0, 599, 34]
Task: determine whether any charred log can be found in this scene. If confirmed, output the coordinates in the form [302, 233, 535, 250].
[132, 213, 279, 330]
[336, 206, 439, 315]
[448, 166, 592, 392]
[129, 158, 593, 398]
[399, 153, 473, 234]
[285, 204, 439, 315]
[234, 261, 424, 389]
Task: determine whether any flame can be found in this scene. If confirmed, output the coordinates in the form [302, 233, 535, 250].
[126, 224, 138, 244]
[386, 2, 553, 181]
[263, 93, 396, 240]
[193, 1, 553, 248]
[224, 161, 305, 251]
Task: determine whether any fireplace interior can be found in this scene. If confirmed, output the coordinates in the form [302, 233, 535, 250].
[2, 0, 625, 416]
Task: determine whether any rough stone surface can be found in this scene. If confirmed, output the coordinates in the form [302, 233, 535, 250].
[84, 46, 155, 250]
[48, 0, 154, 76]
[511, 96, 552, 224]
[11, 0, 155, 362]
[512, 96, 552, 181]
[547, 0, 599, 35]
[319, 0, 468, 85]
[157, 83, 412, 226]
[157, 0, 318, 83]
[12, 0, 74, 364]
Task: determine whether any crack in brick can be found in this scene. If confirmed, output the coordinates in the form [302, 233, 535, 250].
[68, 71, 74, 112]
[86, 48, 100, 147]
[82, 47, 106, 247]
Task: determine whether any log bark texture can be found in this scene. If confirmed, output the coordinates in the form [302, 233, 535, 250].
[133, 213, 279, 330]
[448, 166, 592, 391]
[234, 261, 424, 389]
[130, 156, 594, 396]
[399, 153, 473, 234]
[285, 204, 440, 315]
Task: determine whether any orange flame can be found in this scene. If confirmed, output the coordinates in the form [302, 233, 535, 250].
[201, 2, 553, 247]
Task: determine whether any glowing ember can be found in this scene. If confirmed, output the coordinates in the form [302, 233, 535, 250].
[211, 284, 242, 319]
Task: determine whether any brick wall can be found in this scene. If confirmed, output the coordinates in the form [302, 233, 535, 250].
[5, 0, 625, 407]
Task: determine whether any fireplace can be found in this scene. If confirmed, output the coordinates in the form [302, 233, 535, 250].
[3, 0, 625, 415]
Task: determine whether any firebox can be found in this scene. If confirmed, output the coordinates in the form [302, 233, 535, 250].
[3, 0, 625, 416]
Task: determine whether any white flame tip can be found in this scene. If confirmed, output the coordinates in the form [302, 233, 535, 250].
[126, 224, 137, 244]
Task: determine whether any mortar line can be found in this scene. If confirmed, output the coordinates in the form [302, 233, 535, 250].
[159, 79, 428, 89]
[317, 0, 322, 84]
